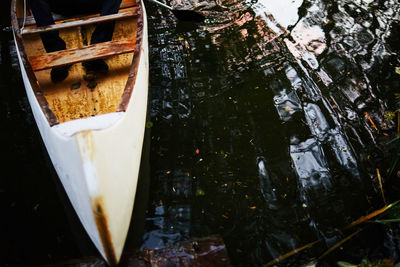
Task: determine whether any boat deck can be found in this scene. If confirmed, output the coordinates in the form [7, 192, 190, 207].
[21, 0, 137, 123]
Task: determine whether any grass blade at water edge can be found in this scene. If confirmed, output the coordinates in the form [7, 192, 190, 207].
[343, 200, 400, 230]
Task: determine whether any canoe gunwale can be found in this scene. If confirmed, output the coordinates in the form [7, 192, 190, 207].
[11, 0, 59, 126]
[118, 0, 143, 112]
[11, 0, 145, 126]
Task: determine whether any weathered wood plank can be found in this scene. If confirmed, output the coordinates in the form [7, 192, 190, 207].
[29, 39, 135, 71]
[21, 9, 136, 35]
[19, 0, 136, 27]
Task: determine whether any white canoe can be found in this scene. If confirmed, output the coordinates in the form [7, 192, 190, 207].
[11, 0, 148, 264]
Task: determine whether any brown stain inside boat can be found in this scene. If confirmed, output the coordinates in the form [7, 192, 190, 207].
[93, 197, 118, 266]
[21, 0, 137, 123]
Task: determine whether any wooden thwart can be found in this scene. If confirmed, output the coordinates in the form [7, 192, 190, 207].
[29, 39, 135, 71]
[21, 9, 137, 35]
[19, 0, 137, 27]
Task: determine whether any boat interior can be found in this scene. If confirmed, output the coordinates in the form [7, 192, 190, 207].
[16, 0, 139, 124]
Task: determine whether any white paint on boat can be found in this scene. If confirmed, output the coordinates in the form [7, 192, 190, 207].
[14, 40, 104, 252]
[53, 112, 124, 137]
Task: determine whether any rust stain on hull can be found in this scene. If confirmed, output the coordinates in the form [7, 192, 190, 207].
[93, 197, 118, 266]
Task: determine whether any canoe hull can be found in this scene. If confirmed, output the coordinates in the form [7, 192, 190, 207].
[12, 1, 149, 264]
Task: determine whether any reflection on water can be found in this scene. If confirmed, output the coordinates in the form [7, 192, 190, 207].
[145, 0, 400, 265]
[1, 0, 400, 265]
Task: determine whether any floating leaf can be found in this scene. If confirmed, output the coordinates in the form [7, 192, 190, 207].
[337, 262, 357, 267]
[385, 112, 396, 120]
[303, 261, 317, 267]
[196, 188, 205, 196]
[395, 67, 400, 75]
[146, 121, 154, 128]
[284, 106, 293, 111]
[178, 36, 184, 41]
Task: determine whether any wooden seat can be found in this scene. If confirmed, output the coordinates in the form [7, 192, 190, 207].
[29, 38, 135, 71]
[21, 8, 137, 35]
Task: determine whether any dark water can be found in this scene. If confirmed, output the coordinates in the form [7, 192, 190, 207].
[1, 0, 400, 266]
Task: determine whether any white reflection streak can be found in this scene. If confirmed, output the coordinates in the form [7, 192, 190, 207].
[252, 0, 303, 29]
